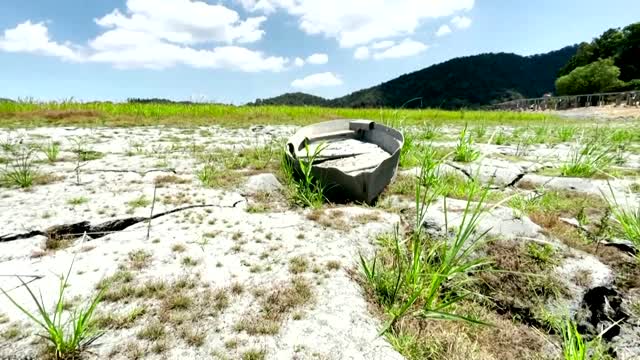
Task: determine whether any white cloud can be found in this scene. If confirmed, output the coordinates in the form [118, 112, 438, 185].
[373, 38, 428, 60]
[0, 21, 80, 61]
[435, 24, 451, 37]
[371, 40, 395, 50]
[237, 0, 474, 47]
[306, 53, 328, 65]
[353, 46, 370, 60]
[451, 15, 472, 29]
[294, 57, 305, 66]
[291, 72, 342, 89]
[95, 0, 266, 45]
[0, 0, 291, 72]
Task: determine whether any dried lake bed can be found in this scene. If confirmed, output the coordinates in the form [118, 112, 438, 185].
[0, 121, 639, 359]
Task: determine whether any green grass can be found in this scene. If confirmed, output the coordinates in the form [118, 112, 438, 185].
[281, 144, 327, 208]
[67, 196, 89, 206]
[561, 142, 615, 178]
[605, 185, 640, 249]
[0, 259, 105, 359]
[360, 149, 492, 333]
[1, 149, 37, 188]
[0, 101, 565, 128]
[452, 125, 479, 163]
[42, 141, 61, 162]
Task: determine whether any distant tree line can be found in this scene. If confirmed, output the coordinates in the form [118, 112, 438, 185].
[556, 22, 640, 95]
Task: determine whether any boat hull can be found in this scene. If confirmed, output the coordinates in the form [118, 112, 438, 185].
[285, 119, 404, 204]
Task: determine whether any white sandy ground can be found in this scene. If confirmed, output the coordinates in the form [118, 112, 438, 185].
[0, 125, 639, 359]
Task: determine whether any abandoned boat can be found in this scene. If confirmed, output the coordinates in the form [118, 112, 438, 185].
[285, 119, 404, 204]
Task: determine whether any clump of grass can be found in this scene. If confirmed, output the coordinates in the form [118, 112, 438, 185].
[1, 149, 37, 188]
[42, 141, 61, 162]
[561, 142, 615, 178]
[605, 185, 640, 249]
[557, 126, 577, 142]
[281, 143, 327, 208]
[67, 196, 89, 206]
[288, 256, 309, 274]
[453, 125, 479, 163]
[494, 130, 509, 145]
[0, 259, 106, 360]
[360, 149, 492, 333]
[127, 195, 150, 209]
[235, 277, 313, 336]
[241, 349, 266, 360]
[127, 249, 152, 270]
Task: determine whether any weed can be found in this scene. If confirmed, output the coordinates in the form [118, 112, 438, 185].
[494, 130, 509, 145]
[127, 249, 152, 270]
[281, 143, 327, 208]
[453, 125, 479, 163]
[0, 260, 105, 359]
[557, 126, 577, 142]
[605, 185, 640, 249]
[137, 321, 165, 341]
[561, 142, 615, 178]
[289, 256, 309, 274]
[241, 349, 266, 360]
[1, 149, 37, 188]
[526, 242, 558, 267]
[42, 141, 61, 162]
[360, 149, 492, 332]
[127, 195, 150, 209]
[67, 196, 88, 206]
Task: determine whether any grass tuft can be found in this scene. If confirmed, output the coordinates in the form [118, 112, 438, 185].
[0, 259, 106, 360]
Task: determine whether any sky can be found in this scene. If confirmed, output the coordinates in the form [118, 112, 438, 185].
[0, 0, 639, 104]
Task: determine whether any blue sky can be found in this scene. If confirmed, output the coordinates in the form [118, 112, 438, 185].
[1, 0, 639, 104]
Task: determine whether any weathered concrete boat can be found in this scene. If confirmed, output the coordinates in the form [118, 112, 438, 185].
[286, 119, 404, 204]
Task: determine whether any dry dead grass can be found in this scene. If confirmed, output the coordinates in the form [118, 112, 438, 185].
[235, 277, 313, 336]
[388, 301, 556, 360]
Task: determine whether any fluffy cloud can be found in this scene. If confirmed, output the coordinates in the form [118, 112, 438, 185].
[306, 53, 328, 65]
[373, 39, 428, 60]
[294, 57, 305, 66]
[0, 0, 291, 72]
[95, 0, 266, 45]
[435, 24, 452, 37]
[353, 46, 370, 60]
[291, 72, 342, 89]
[238, 0, 474, 47]
[0, 21, 80, 61]
[451, 15, 472, 29]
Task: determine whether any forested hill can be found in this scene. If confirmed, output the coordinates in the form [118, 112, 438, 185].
[252, 46, 578, 109]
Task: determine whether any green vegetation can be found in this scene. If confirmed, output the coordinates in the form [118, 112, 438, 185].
[359, 149, 491, 336]
[606, 186, 640, 249]
[253, 47, 577, 108]
[560, 142, 615, 178]
[0, 101, 563, 128]
[559, 22, 640, 84]
[556, 59, 625, 95]
[1, 150, 37, 188]
[0, 260, 106, 360]
[42, 141, 61, 163]
[453, 125, 480, 163]
[280, 144, 327, 208]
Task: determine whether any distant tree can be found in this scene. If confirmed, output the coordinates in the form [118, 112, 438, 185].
[559, 21, 639, 82]
[555, 59, 624, 95]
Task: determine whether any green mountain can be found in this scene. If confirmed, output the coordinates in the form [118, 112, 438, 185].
[253, 46, 578, 109]
[253, 92, 328, 106]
